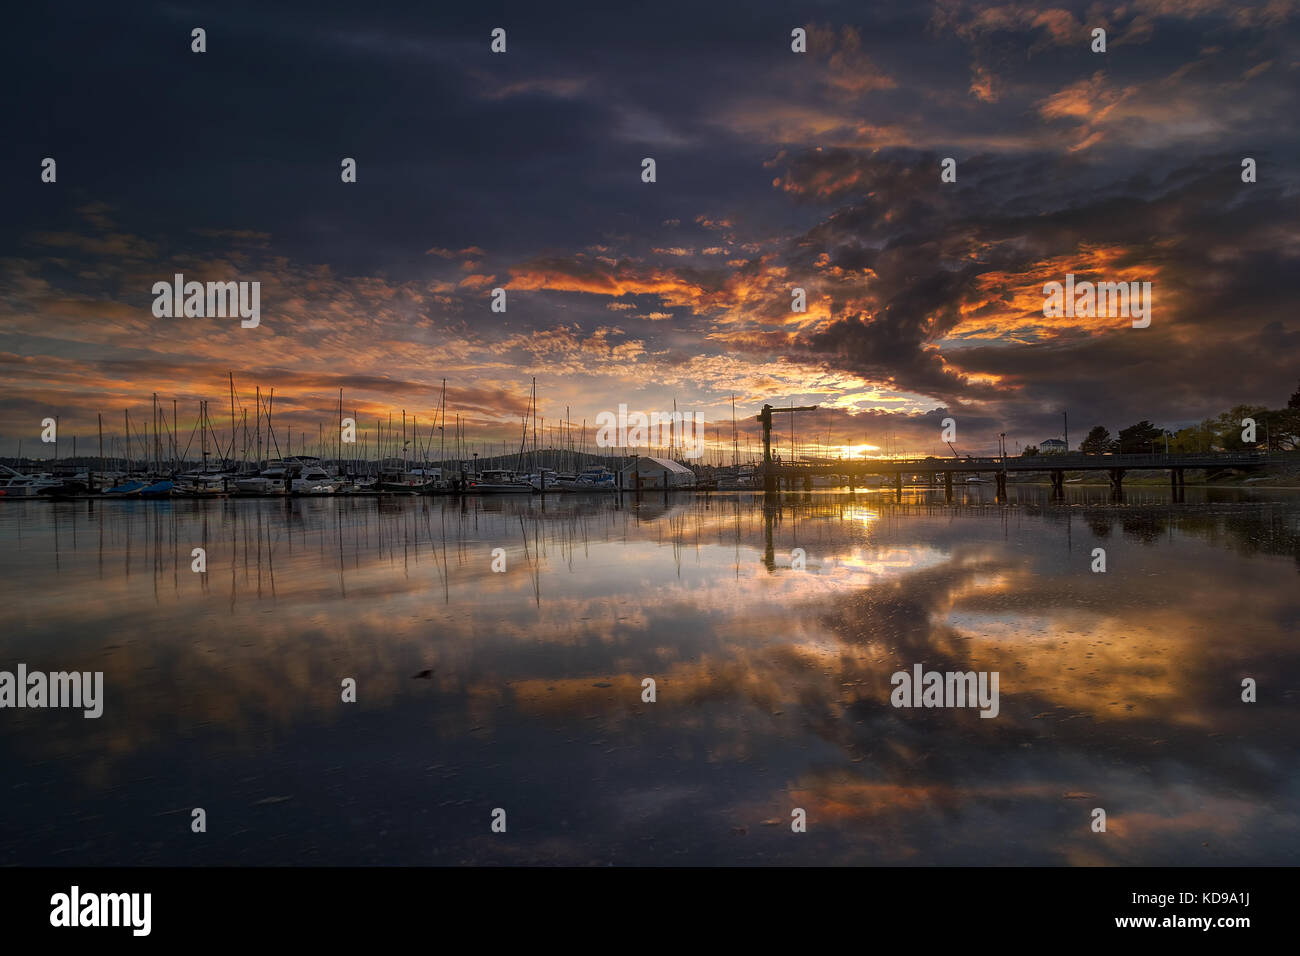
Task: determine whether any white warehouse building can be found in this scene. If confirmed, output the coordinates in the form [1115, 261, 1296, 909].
[1039, 438, 1069, 454]
[619, 456, 697, 489]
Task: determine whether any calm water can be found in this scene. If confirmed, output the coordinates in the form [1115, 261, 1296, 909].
[2, 486, 1298, 865]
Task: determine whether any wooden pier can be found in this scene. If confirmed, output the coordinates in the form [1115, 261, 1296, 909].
[760, 450, 1298, 500]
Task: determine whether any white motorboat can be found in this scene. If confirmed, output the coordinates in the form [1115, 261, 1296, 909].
[0, 465, 63, 497]
[235, 459, 292, 494]
[291, 462, 339, 495]
[176, 470, 230, 496]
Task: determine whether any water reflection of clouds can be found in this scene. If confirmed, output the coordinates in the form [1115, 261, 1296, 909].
[1, 494, 1297, 863]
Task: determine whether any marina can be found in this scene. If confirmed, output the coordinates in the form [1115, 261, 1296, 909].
[4, 379, 736, 500]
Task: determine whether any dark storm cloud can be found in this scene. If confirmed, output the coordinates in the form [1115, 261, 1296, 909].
[763, 141, 1298, 433]
[803, 311, 983, 404]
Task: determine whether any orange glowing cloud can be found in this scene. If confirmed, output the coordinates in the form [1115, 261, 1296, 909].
[947, 245, 1164, 340]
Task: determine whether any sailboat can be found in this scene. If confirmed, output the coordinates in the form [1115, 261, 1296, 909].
[102, 479, 146, 496]
[378, 459, 442, 494]
[468, 469, 534, 493]
[175, 466, 229, 496]
[469, 378, 540, 493]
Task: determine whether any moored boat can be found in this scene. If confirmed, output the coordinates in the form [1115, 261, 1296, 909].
[103, 480, 146, 496]
[290, 462, 339, 495]
[0, 466, 63, 497]
[573, 467, 615, 489]
[138, 479, 174, 497]
[467, 469, 534, 494]
[235, 459, 292, 495]
[175, 471, 229, 496]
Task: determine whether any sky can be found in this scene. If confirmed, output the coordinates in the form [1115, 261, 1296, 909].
[3, 0, 1298, 460]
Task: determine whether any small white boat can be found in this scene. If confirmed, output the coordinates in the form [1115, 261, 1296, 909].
[573, 467, 615, 489]
[291, 463, 339, 495]
[235, 459, 292, 494]
[176, 470, 229, 496]
[0, 465, 62, 497]
[526, 469, 560, 490]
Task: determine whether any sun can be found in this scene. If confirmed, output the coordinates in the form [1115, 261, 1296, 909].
[841, 443, 881, 459]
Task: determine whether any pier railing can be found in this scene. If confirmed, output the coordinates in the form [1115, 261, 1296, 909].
[763, 450, 1299, 475]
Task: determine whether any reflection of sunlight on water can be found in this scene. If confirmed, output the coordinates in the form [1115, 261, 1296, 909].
[829, 546, 949, 581]
[943, 610, 1060, 640]
[842, 505, 880, 525]
[592, 541, 954, 621]
[940, 608, 1212, 724]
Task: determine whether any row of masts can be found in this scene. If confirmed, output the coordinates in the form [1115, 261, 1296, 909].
[21, 376, 765, 477]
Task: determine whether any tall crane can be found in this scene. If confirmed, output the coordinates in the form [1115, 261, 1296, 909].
[756, 403, 819, 465]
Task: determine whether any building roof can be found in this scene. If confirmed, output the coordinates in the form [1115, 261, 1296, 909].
[623, 456, 694, 474]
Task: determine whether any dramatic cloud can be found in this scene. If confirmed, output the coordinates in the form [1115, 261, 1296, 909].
[2, 0, 1297, 458]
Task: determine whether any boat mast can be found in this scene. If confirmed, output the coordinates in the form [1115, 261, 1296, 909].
[255, 386, 262, 466]
[229, 373, 236, 470]
[267, 388, 280, 460]
[732, 394, 737, 469]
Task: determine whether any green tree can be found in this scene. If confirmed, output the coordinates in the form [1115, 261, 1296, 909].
[1117, 420, 1164, 454]
[1276, 408, 1300, 450]
[1260, 407, 1300, 451]
[1168, 423, 1214, 454]
[1022, 445, 1039, 456]
[1211, 405, 1268, 451]
[1080, 425, 1114, 454]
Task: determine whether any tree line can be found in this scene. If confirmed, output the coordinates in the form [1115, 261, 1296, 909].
[1075, 382, 1300, 455]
